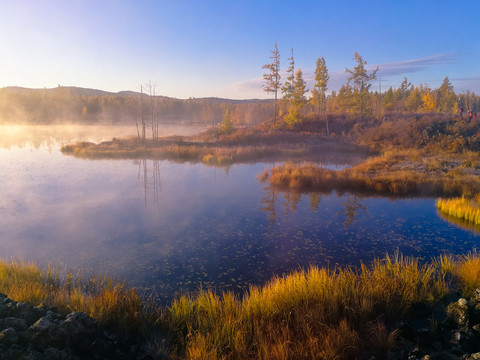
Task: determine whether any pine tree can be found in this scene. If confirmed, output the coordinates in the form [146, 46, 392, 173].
[395, 77, 413, 111]
[292, 68, 307, 107]
[436, 76, 456, 113]
[262, 42, 281, 124]
[399, 77, 412, 95]
[311, 56, 329, 134]
[383, 87, 394, 111]
[220, 110, 234, 134]
[336, 84, 353, 112]
[281, 48, 295, 101]
[284, 68, 308, 126]
[405, 87, 423, 112]
[345, 52, 378, 118]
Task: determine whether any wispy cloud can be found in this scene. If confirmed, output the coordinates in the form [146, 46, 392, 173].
[234, 77, 264, 93]
[374, 53, 457, 78]
[233, 53, 462, 97]
[451, 76, 480, 94]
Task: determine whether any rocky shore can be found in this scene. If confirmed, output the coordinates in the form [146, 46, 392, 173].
[0, 293, 151, 360]
[377, 288, 480, 360]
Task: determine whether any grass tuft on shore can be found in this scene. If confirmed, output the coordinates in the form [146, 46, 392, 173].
[0, 260, 160, 334]
[163, 252, 480, 359]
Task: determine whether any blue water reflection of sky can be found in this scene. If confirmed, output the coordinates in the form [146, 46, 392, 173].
[1, 126, 479, 303]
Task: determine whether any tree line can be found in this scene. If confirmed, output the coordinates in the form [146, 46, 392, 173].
[262, 43, 480, 126]
[0, 86, 273, 126]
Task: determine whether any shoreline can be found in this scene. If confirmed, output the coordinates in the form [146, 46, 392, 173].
[2, 253, 480, 359]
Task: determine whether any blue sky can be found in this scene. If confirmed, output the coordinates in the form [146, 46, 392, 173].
[1, 0, 479, 99]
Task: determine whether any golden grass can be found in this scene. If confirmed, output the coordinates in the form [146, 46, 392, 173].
[437, 196, 480, 226]
[3, 252, 480, 359]
[163, 253, 460, 359]
[266, 150, 480, 197]
[0, 259, 160, 334]
[455, 251, 480, 296]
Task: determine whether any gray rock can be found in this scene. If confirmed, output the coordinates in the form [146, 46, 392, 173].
[24, 314, 68, 351]
[0, 317, 27, 331]
[12, 302, 47, 326]
[470, 289, 480, 324]
[43, 347, 73, 360]
[0, 327, 19, 345]
[1, 343, 24, 360]
[0, 294, 146, 359]
[469, 289, 480, 311]
[60, 311, 113, 356]
[446, 299, 470, 329]
[61, 311, 99, 334]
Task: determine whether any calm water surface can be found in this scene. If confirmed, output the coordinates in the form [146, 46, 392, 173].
[1, 125, 479, 302]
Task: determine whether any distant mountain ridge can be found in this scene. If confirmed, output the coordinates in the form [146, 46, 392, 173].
[0, 86, 273, 125]
[1, 86, 271, 104]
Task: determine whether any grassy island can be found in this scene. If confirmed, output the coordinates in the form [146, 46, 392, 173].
[2, 252, 480, 359]
[60, 125, 367, 166]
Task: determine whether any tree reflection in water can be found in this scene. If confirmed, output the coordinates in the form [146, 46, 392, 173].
[309, 193, 321, 212]
[137, 159, 162, 207]
[339, 194, 367, 228]
[260, 186, 277, 227]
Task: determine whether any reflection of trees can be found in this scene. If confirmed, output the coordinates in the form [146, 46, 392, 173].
[260, 187, 277, 227]
[260, 188, 324, 226]
[137, 160, 161, 206]
[309, 193, 321, 211]
[283, 192, 301, 215]
[339, 194, 367, 228]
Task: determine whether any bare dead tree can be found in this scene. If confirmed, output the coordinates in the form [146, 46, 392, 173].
[140, 85, 146, 141]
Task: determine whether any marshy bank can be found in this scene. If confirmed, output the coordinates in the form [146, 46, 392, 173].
[261, 150, 480, 198]
[2, 253, 480, 359]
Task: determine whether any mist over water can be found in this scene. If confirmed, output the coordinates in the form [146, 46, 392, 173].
[1, 124, 479, 302]
[0, 123, 205, 149]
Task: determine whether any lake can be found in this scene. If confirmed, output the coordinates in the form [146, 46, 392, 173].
[1, 124, 479, 303]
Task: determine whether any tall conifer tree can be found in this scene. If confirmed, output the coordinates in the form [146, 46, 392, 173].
[262, 42, 281, 124]
[345, 52, 378, 118]
[281, 48, 295, 101]
[284, 68, 308, 126]
[311, 56, 329, 134]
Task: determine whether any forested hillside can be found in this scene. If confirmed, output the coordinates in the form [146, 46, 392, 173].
[0, 86, 273, 125]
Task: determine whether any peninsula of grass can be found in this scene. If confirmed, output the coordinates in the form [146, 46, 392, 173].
[60, 126, 367, 166]
[262, 149, 480, 197]
[3, 252, 480, 359]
